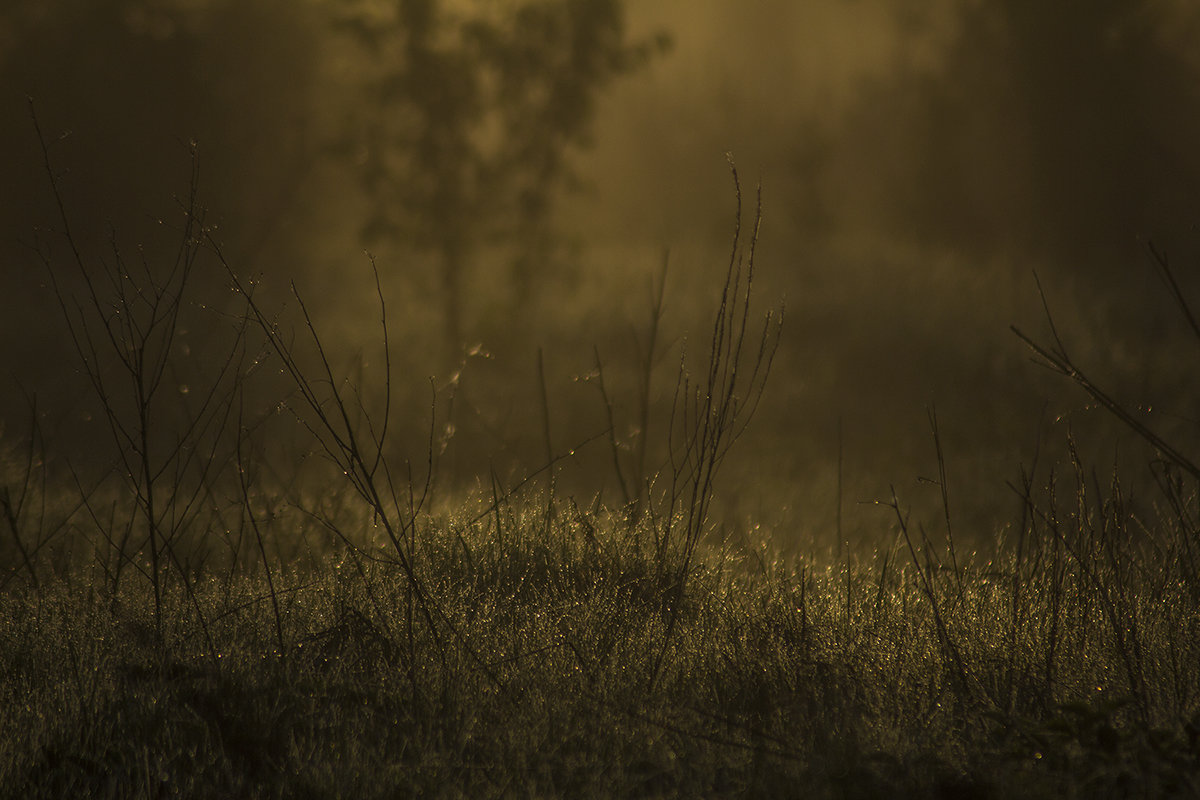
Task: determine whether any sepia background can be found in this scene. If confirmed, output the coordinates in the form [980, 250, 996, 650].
[3, 0, 1199, 553]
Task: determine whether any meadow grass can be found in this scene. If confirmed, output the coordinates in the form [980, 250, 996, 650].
[1, 472, 1199, 799]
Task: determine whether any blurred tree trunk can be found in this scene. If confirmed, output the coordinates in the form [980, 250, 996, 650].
[327, 0, 669, 367]
[440, 234, 466, 365]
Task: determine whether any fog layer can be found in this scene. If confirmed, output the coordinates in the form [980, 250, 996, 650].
[3, 0, 1199, 548]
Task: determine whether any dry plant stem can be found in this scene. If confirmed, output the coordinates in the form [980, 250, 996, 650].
[630, 253, 669, 523]
[1008, 442, 1150, 721]
[593, 346, 631, 507]
[1066, 438, 1149, 720]
[0, 489, 37, 589]
[1043, 475, 1065, 704]
[836, 417, 844, 555]
[649, 159, 782, 691]
[463, 429, 607, 528]
[1012, 272, 1200, 481]
[1005, 432, 1039, 710]
[32, 103, 241, 648]
[222, 258, 440, 632]
[536, 347, 555, 522]
[679, 169, 779, 560]
[235, 397, 285, 659]
[887, 487, 977, 708]
[591, 255, 669, 522]
[927, 406, 964, 602]
[1005, 455, 1066, 707]
[1147, 243, 1200, 345]
[1009, 255, 1200, 719]
[216, 247, 507, 689]
[0, 399, 48, 591]
[1150, 462, 1200, 600]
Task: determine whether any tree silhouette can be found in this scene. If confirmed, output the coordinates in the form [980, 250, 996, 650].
[985, 0, 1200, 259]
[845, 0, 1200, 267]
[326, 0, 669, 362]
[1, 0, 319, 265]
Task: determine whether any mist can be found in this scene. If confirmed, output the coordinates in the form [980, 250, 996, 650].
[3, 0, 1200, 551]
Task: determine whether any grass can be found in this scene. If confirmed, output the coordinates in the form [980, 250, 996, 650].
[3, 133, 1199, 797]
[2, 486, 1198, 798]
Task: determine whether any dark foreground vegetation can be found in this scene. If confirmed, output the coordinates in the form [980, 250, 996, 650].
[3, 472, 1200, 799]
[3, 155, 1200, 799]
[2, 453, 1200, 796]
[3, 478, 1199, 800]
